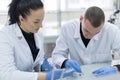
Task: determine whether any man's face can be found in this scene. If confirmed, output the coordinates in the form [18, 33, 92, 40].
[81, 19, 103, 39]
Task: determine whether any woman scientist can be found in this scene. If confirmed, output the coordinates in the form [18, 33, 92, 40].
[0, 0, 75, 80]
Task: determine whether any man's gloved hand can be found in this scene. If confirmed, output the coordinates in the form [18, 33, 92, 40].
[46, 68, 75, 80]
[92, 66, 117, 76]
[65, 60, 82, 73]
[41, 58, 53, 72]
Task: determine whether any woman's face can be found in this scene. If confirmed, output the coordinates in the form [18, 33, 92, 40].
[19, 8, 45, 33]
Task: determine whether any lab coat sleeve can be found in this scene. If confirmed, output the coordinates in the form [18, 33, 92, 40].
[0, 33, 38, 80]
[112, 29, 120, 56]
[52, 25, 69, 68]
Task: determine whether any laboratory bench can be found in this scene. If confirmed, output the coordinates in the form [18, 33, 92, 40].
[59, 62, 120, 80]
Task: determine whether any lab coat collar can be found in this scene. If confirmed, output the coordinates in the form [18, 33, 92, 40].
[11, 23, 44, 69]
[13, 23, 44, 65]
[14, 23, 24, 39]
[13, 23, 34, 63]
[73, 20, 81, 39]
[33, 30, 45, 68]
[14, 23, 42, 47]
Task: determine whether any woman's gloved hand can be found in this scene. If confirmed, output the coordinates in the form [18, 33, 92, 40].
[65, 60, 82, 73]
[92, 66, 117, 76]
[41, 58, 53, 72]
[46, 68, 75, 80]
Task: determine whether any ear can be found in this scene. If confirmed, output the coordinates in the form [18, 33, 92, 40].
[80, 16, 83, 23]
[19, 15, 24, 23]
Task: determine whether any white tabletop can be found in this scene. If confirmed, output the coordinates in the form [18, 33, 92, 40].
[60, 62, 120, 80]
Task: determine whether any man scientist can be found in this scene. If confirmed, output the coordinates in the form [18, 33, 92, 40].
[52, 6, 120, 76]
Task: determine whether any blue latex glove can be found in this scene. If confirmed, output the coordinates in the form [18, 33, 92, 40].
[92, 66, 116, 76]
[46, 68, 75, 80]
[65, 60, 82, 73]
[41, 58, 53, 72]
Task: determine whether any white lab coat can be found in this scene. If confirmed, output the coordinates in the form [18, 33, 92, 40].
[52, 19, 120, 68]
[0, 23, 45, 80]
